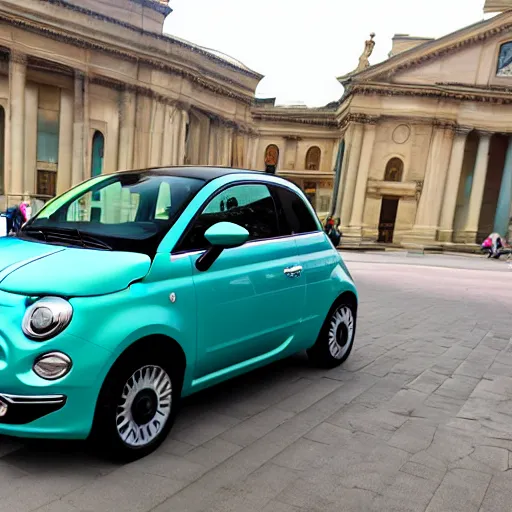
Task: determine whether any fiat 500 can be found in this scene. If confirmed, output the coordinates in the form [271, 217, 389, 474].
[0, 167, 357, 460]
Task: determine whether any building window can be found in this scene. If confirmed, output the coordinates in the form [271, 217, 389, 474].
[37, 169, 57, 197]
[497, 41, 512, 76]
[91, 131, 105, 201]
[264, 144, 279, 174]
[37, 109, 59, 164]
[91, 131, 105, 178]
[0, 107, 5, 195]
[384, 158, 404, 182]
[305, 146, 321, 170]
[36, 86, 60, 198]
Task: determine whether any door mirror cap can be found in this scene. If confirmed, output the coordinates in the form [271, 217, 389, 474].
[204, 222, 249, 249]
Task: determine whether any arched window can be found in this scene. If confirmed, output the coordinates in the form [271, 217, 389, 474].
[264, 144, 279, 174]
[0, 107, 5, 195]
[305, 146, 321, 170]
[497, 41, 512, 76]
[91, 131, 105, 178]
[91, 131, 105, 202]
[384, 158, 404, 182]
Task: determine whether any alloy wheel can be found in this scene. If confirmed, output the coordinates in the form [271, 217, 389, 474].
[115, 365, 172, 448]
[328, 306, 355, 360]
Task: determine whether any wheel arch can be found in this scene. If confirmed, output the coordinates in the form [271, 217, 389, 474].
[334, 290, 358, 313]
[103, 334, 187, 392]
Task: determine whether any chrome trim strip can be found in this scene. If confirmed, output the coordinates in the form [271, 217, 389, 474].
[171, 231, 323, 259]
[171, 250, 203, 261]
[0, 393, 66, 405]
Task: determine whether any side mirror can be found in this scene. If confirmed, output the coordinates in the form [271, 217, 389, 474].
[196, 222, 249, 272]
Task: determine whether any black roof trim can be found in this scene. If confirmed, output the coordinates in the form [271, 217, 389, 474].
[120, 166, 267, 183]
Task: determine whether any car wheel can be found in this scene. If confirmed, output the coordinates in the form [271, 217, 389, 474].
[90, 349, 179, 462]
[307, 300, 356, 369]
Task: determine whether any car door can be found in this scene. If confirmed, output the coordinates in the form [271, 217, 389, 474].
[174, 182, 304, 381]
[270, 184, 339, 348]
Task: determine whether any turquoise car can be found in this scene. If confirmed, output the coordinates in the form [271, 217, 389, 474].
[0, 167, 357, 460]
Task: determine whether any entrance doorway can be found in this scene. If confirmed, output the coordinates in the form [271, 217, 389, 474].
[378, 197, 399, 243]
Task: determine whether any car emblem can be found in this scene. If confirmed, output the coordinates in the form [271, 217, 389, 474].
[169, 292, 177, 303]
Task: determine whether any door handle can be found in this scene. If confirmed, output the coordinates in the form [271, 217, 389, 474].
[284, 265, 303, 278]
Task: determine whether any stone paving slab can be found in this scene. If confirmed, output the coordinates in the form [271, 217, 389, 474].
[1, 253, 512, 511]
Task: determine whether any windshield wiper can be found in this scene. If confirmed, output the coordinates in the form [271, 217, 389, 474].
[20, 226, 48, 242]
[20, 226, 113, 251]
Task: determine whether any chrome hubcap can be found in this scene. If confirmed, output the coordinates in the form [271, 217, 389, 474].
[328, 306, 354, 359]
[116, 365, 172, 448]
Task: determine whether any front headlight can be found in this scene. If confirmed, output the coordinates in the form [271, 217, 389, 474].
[22, 297, 73, 341]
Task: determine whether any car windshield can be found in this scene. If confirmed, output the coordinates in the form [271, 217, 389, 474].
[20, 172, 205, 257]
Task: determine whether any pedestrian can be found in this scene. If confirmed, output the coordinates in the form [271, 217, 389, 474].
[324, 216, 342, 247]
[482, 232, 504, 258]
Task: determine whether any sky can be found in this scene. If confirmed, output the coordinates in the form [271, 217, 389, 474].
[164, 0, 491, 107]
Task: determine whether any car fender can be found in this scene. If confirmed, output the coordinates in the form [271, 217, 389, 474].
[68, 288, 196, 395]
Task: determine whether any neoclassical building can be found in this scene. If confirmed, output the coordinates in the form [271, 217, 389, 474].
[3, 0, 512, 249]
[0, 0, 267, 211]
[256, 2, 512, 247]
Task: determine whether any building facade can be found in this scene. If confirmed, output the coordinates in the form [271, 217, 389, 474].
[255, 4, 512, 247]
[2, 0, 512, 249]
[0, 0, 267, 212]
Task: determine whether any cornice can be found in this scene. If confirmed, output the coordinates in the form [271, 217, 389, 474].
[38, 0, 262, 79]
[0, 13, 255, 106]
[251, 109, 338, 127]
[349, 82, 512, 105]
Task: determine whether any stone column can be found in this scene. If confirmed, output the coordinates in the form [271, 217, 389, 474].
[149, 100, 165, 168]
[462, 131, 492, 243]
[337, 123, 364, 228]
[246, 134, 258, 169]
[438, 127, 471, 242]
[409, 124, 455, 242]
[177, 109, 188, 165]
[24, 84, 38, 196]
[9, 50, 26, 203]
[250, 135, 259, 170]
[57, 89, 74, 194]
[161, 104, 175, 167]
[207, 121, 217, 165]
[493, 136, 512, 236]
[346, 122, 377, 239]
[294, 139, 300, 169]
[71, 71, 85, 186]
[219, 124, 230, 166]
[169, 107, 180, 165]
[225, 126, 234, 167]
[117, 88, 136, 171]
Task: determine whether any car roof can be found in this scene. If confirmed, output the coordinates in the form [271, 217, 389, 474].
[122, 166, 269, 183]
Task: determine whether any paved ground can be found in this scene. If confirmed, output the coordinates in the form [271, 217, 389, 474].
[1, 252, 512, 511]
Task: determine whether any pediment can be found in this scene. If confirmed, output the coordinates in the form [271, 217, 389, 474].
[485, 0, 512, 13]
[346, 10, 512, 87]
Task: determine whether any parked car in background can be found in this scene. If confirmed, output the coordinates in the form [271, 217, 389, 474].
[0, 167, 358, 461]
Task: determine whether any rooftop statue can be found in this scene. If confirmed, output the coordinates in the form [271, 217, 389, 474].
[355, 33, 376, 73]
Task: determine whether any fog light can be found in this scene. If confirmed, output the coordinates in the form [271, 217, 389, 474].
[0, 400, 7, 417]
[33, 352, 72, 380]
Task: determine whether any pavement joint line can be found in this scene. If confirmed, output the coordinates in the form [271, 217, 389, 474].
[147, 378, 364, 512]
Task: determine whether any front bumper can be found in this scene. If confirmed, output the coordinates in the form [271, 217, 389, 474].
[0, 393, 66, 425]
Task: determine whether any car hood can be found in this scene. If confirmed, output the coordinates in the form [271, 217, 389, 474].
[0, 237, 151, 297]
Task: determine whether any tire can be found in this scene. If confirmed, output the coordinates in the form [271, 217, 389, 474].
[90, 348, 179, 462]
[307, 299, 357, 369]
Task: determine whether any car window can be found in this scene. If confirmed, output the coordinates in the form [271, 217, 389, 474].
[177, 183, 279, 252]
[272, 185, 320, 236]
[155, 182, 172, 220]
[66, 182, 140, 224]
